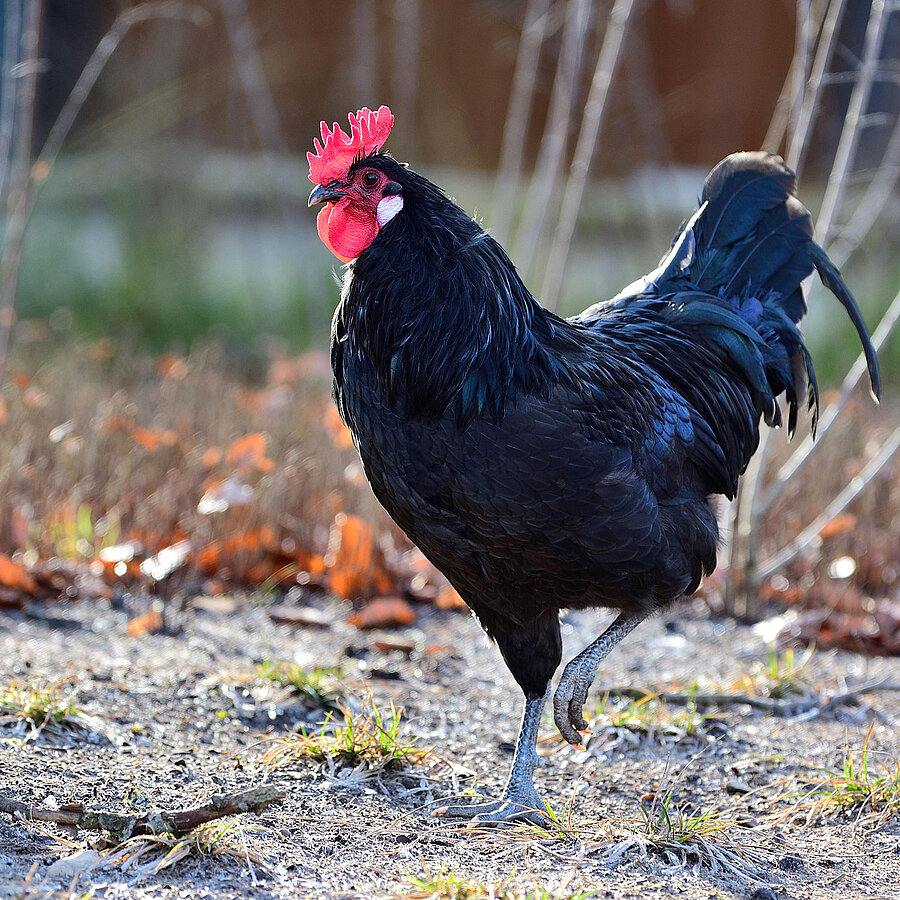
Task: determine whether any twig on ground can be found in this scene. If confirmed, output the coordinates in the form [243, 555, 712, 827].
[597, 678, 900, 718]
[0, 785, 283, 842]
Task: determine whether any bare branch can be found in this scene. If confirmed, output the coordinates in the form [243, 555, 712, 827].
[787, 0, 847, 173]
[491, 0, 552, 244]
[514, 0, 593, 278]
[541, 0, 636, 312]
[391, 0, 422, 156]
[0, 0, 43, 378]
[757, 423, 900, 580]
[0, 785, 283, 841]
[817, 0, 890, 245]
[0, 0, 22, 207]
[761, 283, 900, 513]
[600, 678, 900, 717]
[826, 111, 900, 268]
[36, 2, 210, 182]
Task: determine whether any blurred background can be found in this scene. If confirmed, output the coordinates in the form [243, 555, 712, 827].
[1, 0, 898, 645]
[4, 0, 897, 356]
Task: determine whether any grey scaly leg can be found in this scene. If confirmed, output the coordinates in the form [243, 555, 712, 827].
[553, 611, 649, 746]
[434, 687, 550, 825]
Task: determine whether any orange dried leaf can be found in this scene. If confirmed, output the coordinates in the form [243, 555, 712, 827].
[326, 514, 394, 599]
[347, 596, 416, 629]
[226, 432, 275, 472]
[226, 432, 266, 466]
[202, 446, 223, 468]
[0, 395, 7, 425]
[325, 403, 354, 450]
[23, 386, 48, 408]
[197, 542, 223, 575]
[157, 353, 189, 379]
[130, 427, 177, 452]
[434, 585, 467, 610]
[127, 607, 163, 637]
[0, 554, 38, 594]
[819, 513, 858, 541]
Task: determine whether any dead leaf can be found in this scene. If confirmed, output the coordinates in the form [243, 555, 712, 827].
[157, 353, 189, 379]
[22, 386, 48, 408]
[819, 513, 858, 540]
[140, 541, 191, 582]
[226, 432, 276, 473]
[197, 476, 254, 514]
[324, 403, 354, 450]
[372, 636, 416, 654]
[325, 513, 394, 600]
[191, 595, 237, 614]
[0, 554, 38, 594]
[127, 606, 163, 637]
[434, 585, 466, 610]
[130, 426, 178, 452]
[202, 446, 223, 468]
[347, 596, 416, 629]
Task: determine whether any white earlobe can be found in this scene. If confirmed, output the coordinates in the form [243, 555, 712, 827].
[376, 195, 404, 226]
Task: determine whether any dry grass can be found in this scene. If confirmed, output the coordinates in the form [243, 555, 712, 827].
[101, 817, 269, 878]
[775, 721, 900, 828]
[0, 338, 385, 582]
[401, 868, 599, 900]
[0, 677, 110, 744]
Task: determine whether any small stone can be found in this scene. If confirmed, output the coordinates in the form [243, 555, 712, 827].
[748, 889, 778, 900]
[726, 778, 753, 794]
[778, 853, 805, 872]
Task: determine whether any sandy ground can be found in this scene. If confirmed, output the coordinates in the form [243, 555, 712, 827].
[1, 593, 899, 900]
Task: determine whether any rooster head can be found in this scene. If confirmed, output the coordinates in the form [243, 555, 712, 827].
[307, 105, 403, 262]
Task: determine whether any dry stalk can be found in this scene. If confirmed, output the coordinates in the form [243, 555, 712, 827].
[727, 0, 898, 615]
[0, 2, 209, 380]
[514, 0, 593, 279]
[541, 0, 636, 312]
[757, 422, 900, 579]
[0, 0, 43, 378]
[787, 0, 847, 173]
[816, 0, 892, 245]
[0, 0, 22, 206]
[760, 283, 900, 515]
[492, 0, 552, 244]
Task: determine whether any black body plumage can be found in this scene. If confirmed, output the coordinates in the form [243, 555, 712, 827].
[331, 151, 880, 698]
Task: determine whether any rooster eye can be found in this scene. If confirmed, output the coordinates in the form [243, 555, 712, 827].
[362, 171, 379, 188]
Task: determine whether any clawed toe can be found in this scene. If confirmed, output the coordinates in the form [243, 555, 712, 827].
[433, 798, 549, 826]
[553, 662, 593, 746]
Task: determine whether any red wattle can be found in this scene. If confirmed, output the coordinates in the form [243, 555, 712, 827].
[316, 199, 379, 262]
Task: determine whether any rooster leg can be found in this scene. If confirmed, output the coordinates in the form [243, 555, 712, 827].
[432, 688, 550, 825]
[553, 611, 649, 746]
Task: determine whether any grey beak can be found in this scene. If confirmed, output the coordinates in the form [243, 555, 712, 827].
[308, 184, 346, 206]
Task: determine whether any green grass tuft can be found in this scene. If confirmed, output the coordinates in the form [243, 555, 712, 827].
[256, 659, 344, 709]
[0, 678, 108, 742]
[262, 698, 426, 773]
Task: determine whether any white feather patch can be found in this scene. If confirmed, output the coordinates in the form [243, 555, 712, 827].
[376, 195, 404, 227]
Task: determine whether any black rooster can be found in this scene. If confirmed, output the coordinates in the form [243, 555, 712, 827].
[307, 106, 881, 823]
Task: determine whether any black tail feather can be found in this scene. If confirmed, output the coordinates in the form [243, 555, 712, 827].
[809, 242, 882, 402]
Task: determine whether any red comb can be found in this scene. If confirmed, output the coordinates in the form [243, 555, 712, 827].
[307, 105, 394, 184]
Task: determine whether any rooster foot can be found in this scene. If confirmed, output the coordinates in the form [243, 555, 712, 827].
[553, 657, 593, 746]
[553, 612, 651, 747]
[432, 791, 549, 826]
